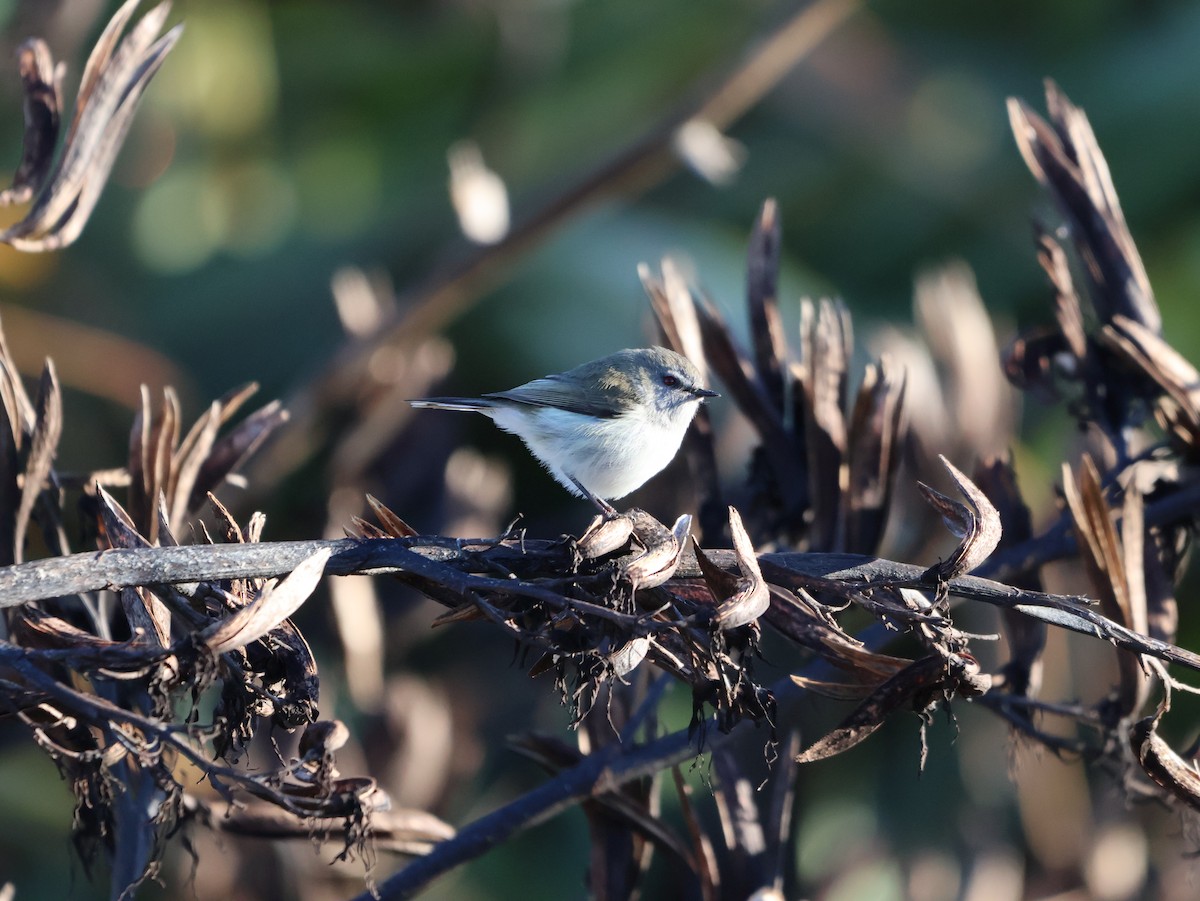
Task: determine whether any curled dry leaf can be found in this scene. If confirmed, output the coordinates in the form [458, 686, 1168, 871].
[1038, 228, 1089, 362]
[207, 492, 246, 545]
[128, 385, 177, 543]
[1, 38, 64, 205]
[577, 512, 635, 560]
[918, 455, 1003, 580]
[202, 547, 332, 655]
[692, 506, 768, 630]
[122, 382, 284, 540]
[169, 382, 256, 520]
[168, 401, 220, 531]
[1130, 716, 1200, 811]
[0, 0, 182, 251]
[607, 637, 651, 679]
[617, 511, 691, 589]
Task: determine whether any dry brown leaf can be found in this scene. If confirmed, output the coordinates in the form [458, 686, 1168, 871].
[0, 376, 18, 566]
[95, 484, 148, 549]
[577, 512, 635, 560]
[618, 511, 691, 589]
[788, 673, 888, 701]
[801, 298, 850, 548]
[915, 263, 1013, 459]
[207, 492, 244, 545]
[711, 506, 768, 629]
[796, 655, 947, 763]
[365, 493, 418, 538]
[431, 600, 486, 628]
[1102, 314, 1200, 442]
[1007, 83, 1158, 333]
[1035, 229, 1088, 362]
[917, 454, 1003, 579]
[692, 294, 788, 448]
[1062, 456, 1148, 717]
[202, 547, 332, 655]
[7, 3, 179, 247]
[973, 455, 1046, 698]
[692, 507, 769, 630]
[641, 257, 708, 385]
[1130, 716, 1200, 811]
[12, 606, 122, 652]
[119, 585, 171, 648]
[14, 361, 61, 563]
[607, 637, 651, 679]
[844, 357, 906, 553]
[0, 39, 64, 205]
[168, 402, 219, 532]
[190, 400, 289, 512]
[746, 198, 787, 407]
[1062, 457, 1131, 625]
[0, 1, 182, 251]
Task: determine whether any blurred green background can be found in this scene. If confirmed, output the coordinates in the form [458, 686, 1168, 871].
[2, 0, 1200, 898]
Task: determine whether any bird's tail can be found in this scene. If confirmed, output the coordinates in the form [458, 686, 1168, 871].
[408, 397, 495, 413]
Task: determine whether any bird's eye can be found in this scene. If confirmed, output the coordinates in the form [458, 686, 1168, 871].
[662, 374, 679, 387]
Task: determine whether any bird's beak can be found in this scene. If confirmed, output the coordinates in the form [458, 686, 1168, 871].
[692, 387, 719, 400]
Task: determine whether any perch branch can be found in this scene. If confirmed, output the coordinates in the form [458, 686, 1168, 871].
[3, 535, 1199, 672]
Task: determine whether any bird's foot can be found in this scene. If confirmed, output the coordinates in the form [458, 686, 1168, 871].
[568, 475, 620, 519]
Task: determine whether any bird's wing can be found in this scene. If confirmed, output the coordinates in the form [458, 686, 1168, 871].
[485, 376, 627, 419]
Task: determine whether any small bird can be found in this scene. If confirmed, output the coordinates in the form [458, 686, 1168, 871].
[410, 347, 718, 511]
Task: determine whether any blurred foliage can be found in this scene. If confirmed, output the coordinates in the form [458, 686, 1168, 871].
[3, 0, 1200, 899]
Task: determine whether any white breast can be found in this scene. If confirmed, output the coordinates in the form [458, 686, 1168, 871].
[487, 403, 694, 499]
